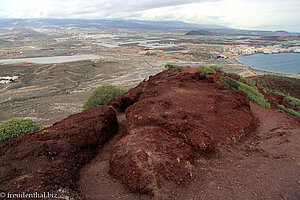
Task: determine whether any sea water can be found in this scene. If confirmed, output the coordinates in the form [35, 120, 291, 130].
[237, 53, 300, 74]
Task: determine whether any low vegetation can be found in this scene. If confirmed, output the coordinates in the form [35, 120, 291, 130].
[220, 76, 271, 108]
[253, 74, 300, 99]
[209, 65, 223, 72]
[238, 76, 256, 86]
[165, 64, 182, 72]
[278, 105, 300, 118]
[198, 65, 216, 75]
[82, 85, 126, 111]
[283, 95, 300, 109]
[0, 118, 42, 142]
[251, 74, 300, 116]
[219, 72, 300, 117]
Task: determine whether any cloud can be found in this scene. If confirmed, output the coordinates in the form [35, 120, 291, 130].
[0, 0, 218, 18]
[0, 0, 299, 32]
[216, 0, 300, 31]
[123, 0, 300, 32]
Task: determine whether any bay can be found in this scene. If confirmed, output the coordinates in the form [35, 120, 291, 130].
[237, 53, 300, 74]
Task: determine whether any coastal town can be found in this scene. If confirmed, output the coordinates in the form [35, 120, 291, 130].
[224, 44, 300, 56]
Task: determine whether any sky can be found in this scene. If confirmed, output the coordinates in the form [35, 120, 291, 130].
[0, 0, 299, 32]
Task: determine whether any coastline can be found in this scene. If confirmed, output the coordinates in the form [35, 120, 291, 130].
[234, 54, 300, 79]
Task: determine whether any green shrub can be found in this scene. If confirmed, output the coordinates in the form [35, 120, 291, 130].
[238, 76, 256, 86]
[254, 75, 300, 98]
[274, 91, 285, 96]
[198, 65, 216, 75]
[227, 72, 242, 78]
[278, 105, 300, 118]
[238, 82, 271, 108]
[83, 85, 126, 111]
[283, 95, 300, 109]
[220, 76, 239, 90]
[165, 64, 182, 72]
[0, 118, 42, 142]
[209, 66, 223, 72]
[220, 76, 271, 108]
[165, 64, 179, 69]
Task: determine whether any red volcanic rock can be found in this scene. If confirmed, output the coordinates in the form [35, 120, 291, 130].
[0, 106, 117, 197]
[109, 67, 257, 197]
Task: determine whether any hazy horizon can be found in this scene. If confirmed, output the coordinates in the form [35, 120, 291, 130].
[0, 0, 299, 32]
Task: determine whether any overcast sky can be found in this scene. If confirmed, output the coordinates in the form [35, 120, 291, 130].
[0, 0, 299, 32]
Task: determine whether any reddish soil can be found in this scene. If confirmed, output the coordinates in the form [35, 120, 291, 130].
[228, 73, 299, 111]
[0, 106, 118, 199]
[1, 67, 299, 200]
[253, 75, 300, 111]
[259, 88, 298, 111]
[79, 113, 152, 200]
[254, 75, 300, 99]
[79, 67, 299, 200]
[78, 104, 300, 200]
[171, 102, 300, 200]
[108, 67, 257, 198]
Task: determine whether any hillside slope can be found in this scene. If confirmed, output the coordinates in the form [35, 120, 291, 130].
[0, 66, 299, 200]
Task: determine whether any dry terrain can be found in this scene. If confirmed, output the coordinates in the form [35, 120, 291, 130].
[0, 46, 259, 127]
[1, 67, 299, 200]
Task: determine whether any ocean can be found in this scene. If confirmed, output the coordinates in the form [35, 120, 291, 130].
[237, 53, 300, 74]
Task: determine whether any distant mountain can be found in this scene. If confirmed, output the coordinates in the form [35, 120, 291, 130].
[186, 28, 299, 36]
[11, 27, 47, 38]
[275, 30, 289, 34]
[0, 26, 49, 41]
[185, 30, 213, 35]
[0, 18, 228, 31]
[0, 18, 297, 36]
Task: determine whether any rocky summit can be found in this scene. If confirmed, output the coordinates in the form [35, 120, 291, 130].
[108, 67, 257, 198]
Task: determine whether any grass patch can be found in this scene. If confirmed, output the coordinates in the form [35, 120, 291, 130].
[283, 95, 300, 109]
[209, 66, 223, 72]
[238, 76, 256, 86]
[253, 75, 300, 99]
[227, 72, 242, 78]
[82, 85, 126, 111]
[278, 105, 300, 118]
[221, 76, 271, 108]
[0, 118, 42, 142]
[198, 65, 216, 75]
[165, 64, 182, 72]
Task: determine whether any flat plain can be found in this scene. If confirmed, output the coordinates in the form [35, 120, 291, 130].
[1, 26, 299, 126]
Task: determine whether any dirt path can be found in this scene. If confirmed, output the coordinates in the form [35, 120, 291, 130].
[79, 113, 151, 200]
[79, 103, 300, 200]
[171, 102, 300, 200]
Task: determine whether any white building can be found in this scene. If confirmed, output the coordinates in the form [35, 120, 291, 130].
[0, 80, 11, 84]
[0, 76, 19, 81]
[11, 76, 19, 80]
[1, 76, 12, 80]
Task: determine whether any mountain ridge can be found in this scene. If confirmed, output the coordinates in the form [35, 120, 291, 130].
[0, 18, 298, 35]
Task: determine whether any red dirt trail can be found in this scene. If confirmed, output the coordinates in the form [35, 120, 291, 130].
[79, 113, 152, 200]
